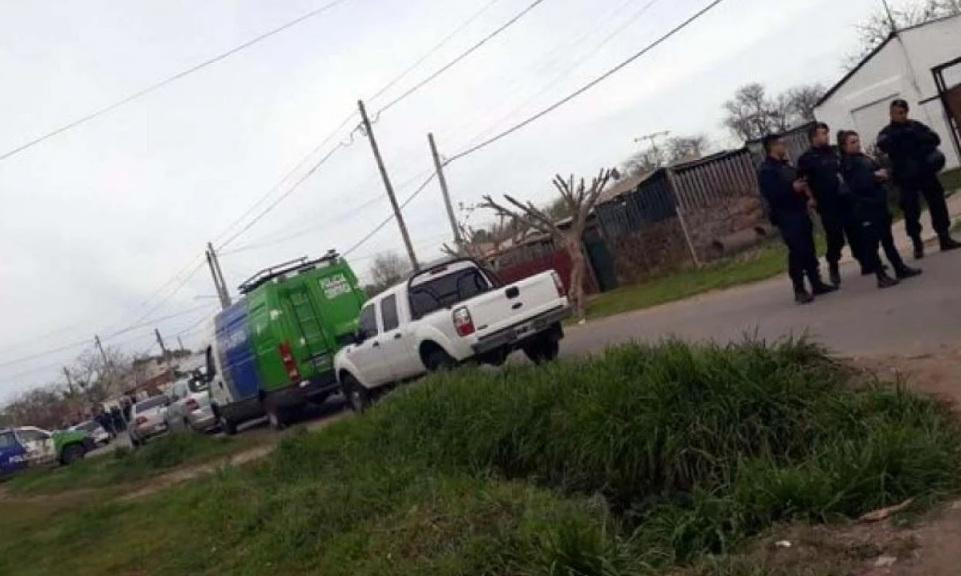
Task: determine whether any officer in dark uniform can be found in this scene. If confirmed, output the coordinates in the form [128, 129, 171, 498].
[838, 130, 921, 288]
[877, 99, 960, 258]
[757, 134, 837, 304]
[797, 122, 865, 285]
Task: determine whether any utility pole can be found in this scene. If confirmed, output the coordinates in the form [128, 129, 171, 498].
[155, 328, 171, 366]
[206, 242, 232, 310]
[358, 99, 419, 270]
[63, 367, 74, 394]
[634, 130, 671, 168]
[428, 133, 462, 251]
[177, 336, 186, 353]
[94, 335, 109, 368]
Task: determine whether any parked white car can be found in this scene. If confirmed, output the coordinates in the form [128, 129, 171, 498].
[69, 420, 111, 445]
[334, 258, 570, 411]
[128, 395, 170, 447]
[165, 374, 217, 433]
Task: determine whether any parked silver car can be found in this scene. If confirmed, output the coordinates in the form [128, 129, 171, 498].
[128, 395, 169, 446]
[165, 375, 217, 433]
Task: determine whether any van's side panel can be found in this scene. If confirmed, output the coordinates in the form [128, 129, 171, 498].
[215, 299, 260, 402]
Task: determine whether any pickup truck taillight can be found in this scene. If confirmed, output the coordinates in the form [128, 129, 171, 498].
[551, 271, 566, 297]
[453, 307, 475, 337]
[278, 342, 302, 383]
[185, 398, 199, 412]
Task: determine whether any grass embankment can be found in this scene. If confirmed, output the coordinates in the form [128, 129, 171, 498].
[5, 433, 244, 495]
[585, 243, 787, 320]
[1, 340, 959, 575]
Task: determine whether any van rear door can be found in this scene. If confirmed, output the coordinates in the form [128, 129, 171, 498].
[286, 285, 333, 371]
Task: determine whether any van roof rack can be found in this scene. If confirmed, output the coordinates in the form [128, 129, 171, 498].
[238, 250, 340, 295]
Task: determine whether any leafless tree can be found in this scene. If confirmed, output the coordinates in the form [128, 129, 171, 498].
[848, 0, 960, 68]
[723, 83, 827, 141]
[366, 252, 411, 296]
[622, 134, 710, 177]
[781, 84, 826, 123]
[480, 169, 614, 320]
[723, 83, 790, 142]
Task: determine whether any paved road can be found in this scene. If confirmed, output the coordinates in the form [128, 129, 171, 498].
[564, 248, 961, 359]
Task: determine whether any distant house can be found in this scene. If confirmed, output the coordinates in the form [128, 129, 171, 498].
[814, 14, 961, 170]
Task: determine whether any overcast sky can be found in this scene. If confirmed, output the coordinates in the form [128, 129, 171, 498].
[0, 0, 891, 399]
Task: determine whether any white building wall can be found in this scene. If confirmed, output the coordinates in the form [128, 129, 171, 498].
[815, 15, 961, 169]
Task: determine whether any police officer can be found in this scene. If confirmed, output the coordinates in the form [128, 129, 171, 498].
[838, 130, 921, 288]
[758, 134, 837, 304]
[797, 122, 865, 285]
[877, 99, 960, 258]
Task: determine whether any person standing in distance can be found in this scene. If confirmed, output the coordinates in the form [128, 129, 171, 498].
[797, 122, 866, 286]
[838, 130, 921, 289]
[877, 99, 960, 258]
[757, 134, 837, 304]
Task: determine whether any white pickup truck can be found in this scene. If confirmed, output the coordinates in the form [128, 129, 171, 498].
[334, 258, 571, 411]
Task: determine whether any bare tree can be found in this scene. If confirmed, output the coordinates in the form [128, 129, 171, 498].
[849, 0, 960, 67]
[781, 84, 826, 123]
[480, 169, 613, 320]
[666, 135, 710, 164]
[367, 252, 411, 296]
[723, 83, 788, 142]
[622, 135, 710, 177]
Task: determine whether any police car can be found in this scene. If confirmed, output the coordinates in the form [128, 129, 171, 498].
[0, 426, 94, 478]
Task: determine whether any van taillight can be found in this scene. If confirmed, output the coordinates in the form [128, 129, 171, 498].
[453, 307, 475, 337]
[185, 398, 199, 412]
[551, 271, 566, 297]
[135, 416, 147, 426]
[278, 342, 302, 383]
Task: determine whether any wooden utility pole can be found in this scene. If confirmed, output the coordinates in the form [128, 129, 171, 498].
[428, 133, 462, 250]
[63, 366, 74, 393]
[177, 336, 186, 352]
[155, 328, 172, 365]
[358, 99, 419, 270]
[634, 130, 671, 168]
[206, 242, 232, 310]
[94, 335, 109, 367]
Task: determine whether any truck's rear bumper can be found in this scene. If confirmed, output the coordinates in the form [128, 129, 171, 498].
[471, 305, 571, 355]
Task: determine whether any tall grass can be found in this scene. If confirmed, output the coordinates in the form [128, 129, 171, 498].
[2, 340, 958, 576]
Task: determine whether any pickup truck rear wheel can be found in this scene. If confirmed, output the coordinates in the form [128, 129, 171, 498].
[424, 347, 456, 372]
[523, 336, 560, 365]
[60, 443, 86, 466]
[343, 375, 371, 413]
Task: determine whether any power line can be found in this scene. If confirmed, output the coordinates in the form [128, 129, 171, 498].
[0, 0, 353, 163]
[369, 0, 503, 103]
[375, 0, 549, 115]
[460, 0, 661, 150]
[343, 171, 438, 257]
[445, 0, 726, 164]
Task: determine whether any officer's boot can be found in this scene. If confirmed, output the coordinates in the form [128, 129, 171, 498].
[810, 276, 838, 296]
[939, 233, 961, 252]
[894, 263, 922, 279]
[912, 236, 925, 259]
[794, 287, 814, 305]
[828, 261, 841, 287]
[876, 268, 899, 289]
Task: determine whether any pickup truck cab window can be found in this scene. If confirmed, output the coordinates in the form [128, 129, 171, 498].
[358, 304, 378, 338]
[409, 263, 493, 320]
[381, 295, 399, 332]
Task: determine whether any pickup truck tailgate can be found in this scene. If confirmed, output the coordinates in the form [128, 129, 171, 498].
[468, 272, 564, 335]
